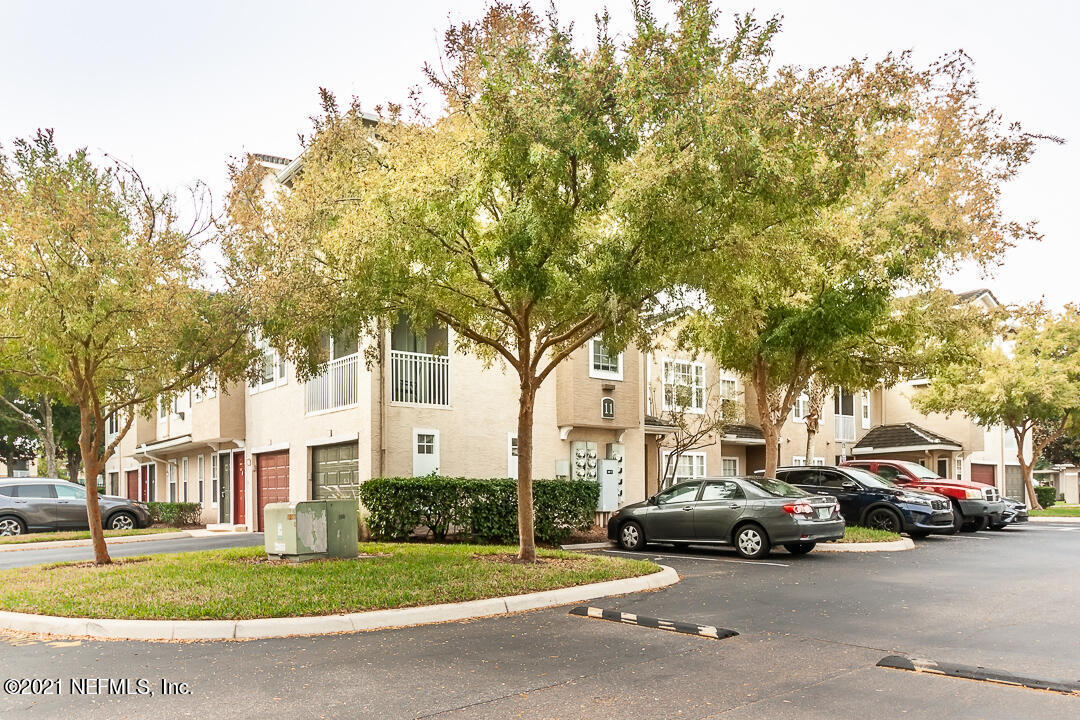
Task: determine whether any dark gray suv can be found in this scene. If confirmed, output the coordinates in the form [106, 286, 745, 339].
[0, 479, 152, 536]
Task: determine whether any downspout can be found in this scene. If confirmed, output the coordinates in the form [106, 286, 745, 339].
[379, 331, 387, 478]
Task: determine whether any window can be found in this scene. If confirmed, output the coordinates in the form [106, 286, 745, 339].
[663, 451, 706, 481]
[718, 378, 737, 400]
[663, 360, 705, 413]
[412, 428, 440, 476]
[874, 465, 900, 482]
[589, 338, 622, 381]
[955, 455, 963, 482]
[793, 394, 809, 422]
[391, 315, 449, 355]
[834, 388, 854, 416]
[54, 484, 86, 499]
[720, 458, 738, 477]
[507, 433, 518, 479]
[158, 400, 168, 421]
[251, 337, 287, 392]
[861, 390, 871, 429]
[210, 452, 219, 507]
[168, 464, 177, 502]
[106, 412, 120, 436]
[197, 455, 205, 503]
[181, 457, 189, 502]
[600, 397, 615, 419]
[16, 484, 56, 498]
[656, 482, 701, 505]
[792, 456, 807, 467]
[701, 481, 743, 501]
[108, 471, 119, 495]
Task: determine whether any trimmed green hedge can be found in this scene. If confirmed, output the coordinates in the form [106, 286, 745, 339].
[1034, 485, 1056, 508]
[147, 502, 203, 527]
[356, 476, 599, 545]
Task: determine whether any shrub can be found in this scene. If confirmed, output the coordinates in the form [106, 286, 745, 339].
[1034, 485, 1057, 509]
[357, 476, 599, 545]
[147, 502, 203, 527]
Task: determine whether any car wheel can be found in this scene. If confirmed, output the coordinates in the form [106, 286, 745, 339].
[783, 542, 816, 556]
[950, 501, 966, 533]
[618, 521, 646, 551]
[866, 508, 902, 533]
[108, 512, 136, 531]
[0, 515, 25, 536]
[960, 516, 987, 533]
[733, 524, 771, 559]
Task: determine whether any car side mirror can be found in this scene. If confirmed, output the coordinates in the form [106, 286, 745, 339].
[647, 495, 658, 505]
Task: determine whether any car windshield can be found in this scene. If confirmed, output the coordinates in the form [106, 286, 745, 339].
[845, 467, 896, 489]
[899, 462, 942, 480]
[746, 477, 810, 498]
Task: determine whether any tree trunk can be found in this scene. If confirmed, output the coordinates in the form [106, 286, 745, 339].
[77, 403, 111, 565]
[516, 379, 537, 562]
[804, 421, 817, 464]
[751, 358, 782, 478]
[40, 396, 57, 478]
[65, 451, 81, 485]
[762, 422, 780, 479]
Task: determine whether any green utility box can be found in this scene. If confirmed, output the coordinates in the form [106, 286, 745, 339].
[264, 500, 358, 562]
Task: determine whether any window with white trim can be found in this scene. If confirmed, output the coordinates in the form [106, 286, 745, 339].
[720, 458, 738, 477]
[158, 399, 167, 421]
[955, 455, 963, 481]
[197, 455, 205, 503]
[251, 337, 287, 392]
[663, 451, 706, 481]
[589, 338, 623, 380]
[792, 394, 809, 422]
[791, 456, 825, 467]
[181, 457, 189, 502]
[168, 463, 177, 502]
[507, 433, 518, 479]
[663, 360, 705, 413]
[861, 390, 871, 429]
[718, 377, 737, 401]
[106, 412, 120, 436]
[210, 452, 219, 507]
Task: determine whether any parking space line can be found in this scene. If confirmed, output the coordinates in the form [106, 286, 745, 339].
[602, 549, 790, 567]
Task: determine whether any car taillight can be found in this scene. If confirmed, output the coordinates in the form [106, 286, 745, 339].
[783, 502, 814, 516]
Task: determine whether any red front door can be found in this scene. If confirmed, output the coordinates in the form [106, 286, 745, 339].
[256, 451, 290, 532]
[126, 470, 139, 500]
[233, 452, 246, 525]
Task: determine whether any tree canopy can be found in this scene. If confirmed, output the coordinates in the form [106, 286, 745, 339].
[0, 130, 253, 562]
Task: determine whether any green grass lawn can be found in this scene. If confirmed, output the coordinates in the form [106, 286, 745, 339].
[0, 542, 659, 620]
[826, 526, 903, 544]
[0, 527, 177, 546]
[1030, 505, 1080, 517]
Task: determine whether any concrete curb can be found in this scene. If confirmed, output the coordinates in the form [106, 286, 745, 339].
[816, 537, 915, 552]
[0, 565, 679, 642]
[0, 531, 192, 553]
[1028, 515, 1080, 523]
[560, 541, 615, 550]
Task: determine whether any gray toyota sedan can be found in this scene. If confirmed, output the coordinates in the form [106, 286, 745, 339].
[607, 476, 845, 558]
[0, 478, 152, 536]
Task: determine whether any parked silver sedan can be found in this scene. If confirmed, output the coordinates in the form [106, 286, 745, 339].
[0, 478, 152, 535]
[607, 476, 845, 558]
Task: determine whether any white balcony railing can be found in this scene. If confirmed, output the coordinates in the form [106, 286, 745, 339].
[835, 414, 856, 442]
[391, 350, 450, 406]
[305, 354, 359, 414]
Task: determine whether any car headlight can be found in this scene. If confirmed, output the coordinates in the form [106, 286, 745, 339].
[964, 488, 983, 499]
[898, 494, 931, 507]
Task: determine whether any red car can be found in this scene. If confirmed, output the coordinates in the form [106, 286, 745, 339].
[841, 460, 1004, 532]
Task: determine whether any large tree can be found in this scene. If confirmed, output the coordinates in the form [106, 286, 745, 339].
[683, 51, 1046, 478]
[915, 306, 1080, 509]
[226, 1, 868, 561]
[0, 130, 252, 563]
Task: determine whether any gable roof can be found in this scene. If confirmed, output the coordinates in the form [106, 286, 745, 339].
[955, 288, 1001, 308]
[852, 423, 962, 454]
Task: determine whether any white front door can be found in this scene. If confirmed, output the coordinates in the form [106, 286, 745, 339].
[412, 428, 440, 476]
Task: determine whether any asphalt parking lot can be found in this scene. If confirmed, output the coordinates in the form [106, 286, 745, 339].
[1, 522, 1077, 719]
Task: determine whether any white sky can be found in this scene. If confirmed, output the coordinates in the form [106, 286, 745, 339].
[3, 1, 1076, 309]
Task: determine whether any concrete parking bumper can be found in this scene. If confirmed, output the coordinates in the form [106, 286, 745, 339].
[0, 564, 679, 641]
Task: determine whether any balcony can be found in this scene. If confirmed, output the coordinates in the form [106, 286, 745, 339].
[391, 350, 450, 406]
[305, 354, 359, 414]
[835, 414, 856, 442]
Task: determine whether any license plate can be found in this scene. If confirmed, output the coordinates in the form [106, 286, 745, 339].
[815, 508, 831, 519]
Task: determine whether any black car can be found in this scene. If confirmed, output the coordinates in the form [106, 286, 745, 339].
[991, 497, 1029, 529]
[773, 465, 954, 538]
[0, 478, 152, 536]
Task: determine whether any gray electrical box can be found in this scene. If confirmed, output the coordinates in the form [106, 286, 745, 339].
[597, 458, 623, 511]
[265, 499, 358, 562]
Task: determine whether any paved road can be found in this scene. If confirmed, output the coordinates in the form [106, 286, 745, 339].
[1, 522, 1078, 719]
[0, 533, 264, 569]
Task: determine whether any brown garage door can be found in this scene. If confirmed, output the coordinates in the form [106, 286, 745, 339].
[256, 451, 290, 532]
[970, 463, 996, 487]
